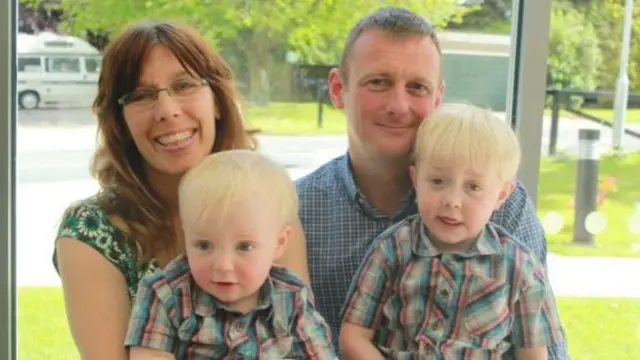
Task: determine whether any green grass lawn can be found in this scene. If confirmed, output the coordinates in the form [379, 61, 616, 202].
[556, 297, 640, 360]
[544, 107, 640, 124]
[538, 152, 640, 257]
[245, 102, 346, 135]
[244, 102, 640, 135]
[18, 287, 78, 360]
[16, 287, 640, 359]
[582, 108, 640, 124]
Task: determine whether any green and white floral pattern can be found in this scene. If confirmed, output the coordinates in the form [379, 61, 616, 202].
[54, 199, 159, 299]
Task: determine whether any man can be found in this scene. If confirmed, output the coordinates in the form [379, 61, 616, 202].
[295, 6, 569, 359]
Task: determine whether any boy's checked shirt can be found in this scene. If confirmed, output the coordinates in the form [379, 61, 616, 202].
[125, 255, 337, 360]
[342, 215, 564, 359]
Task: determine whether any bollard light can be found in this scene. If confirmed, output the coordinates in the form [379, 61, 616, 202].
[573, 129, 601, 245]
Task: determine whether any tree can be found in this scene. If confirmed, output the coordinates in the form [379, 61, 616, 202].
[565, 0, 640, 92]
[447, 0, 512, 34]
[23, 0, 470, 104]
[546, 0, 602, 94]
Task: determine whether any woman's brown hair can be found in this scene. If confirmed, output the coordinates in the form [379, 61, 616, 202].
[91, 20, 257, 263]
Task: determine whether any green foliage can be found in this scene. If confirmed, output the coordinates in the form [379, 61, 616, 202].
[578, 0, 640, 92]
[24, 0, 470, 103]
[32, 0, 469, 65]
[450, 0, 511, 34]
[547, 1, 602, 93]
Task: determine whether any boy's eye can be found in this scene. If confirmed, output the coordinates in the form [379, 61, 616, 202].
[469, 183, 482, 191]
[195, 240, 212, 250]
[237, 242, 254, 252]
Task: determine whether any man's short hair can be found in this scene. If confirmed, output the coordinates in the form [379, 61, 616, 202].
[339, 6, 442, 83]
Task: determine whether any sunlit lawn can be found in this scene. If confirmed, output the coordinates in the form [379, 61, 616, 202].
[245, 102, 346, 135]
[581, 108, 640, 124]
[17, 287, 640, 360]
[544, 107, 640, 124]
[246, 103, 640, 136]
[18, 287, 78, 360]
[555, 297, 640, 360]
[538, 152, 640, 257]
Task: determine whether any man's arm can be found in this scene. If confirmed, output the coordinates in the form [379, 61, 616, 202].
[511, 253, 567, 360]
[493, 182, 570, 360]
[491, 181, 548, 265]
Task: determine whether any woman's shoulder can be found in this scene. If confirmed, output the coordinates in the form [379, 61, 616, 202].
[56, 194, 117, 240]
[54, 194, 153, 295]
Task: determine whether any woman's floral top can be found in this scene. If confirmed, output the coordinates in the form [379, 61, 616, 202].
[53, 197, 159, 299]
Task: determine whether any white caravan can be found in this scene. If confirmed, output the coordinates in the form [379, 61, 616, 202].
[17, 31, 102, 110]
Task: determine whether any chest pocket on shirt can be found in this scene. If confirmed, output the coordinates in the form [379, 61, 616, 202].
[177, 316, 227, 358]
[461, 273, 512, 350]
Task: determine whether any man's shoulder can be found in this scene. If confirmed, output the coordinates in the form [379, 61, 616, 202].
[493, 180, 535, 224]
[489, 223, 545, 269]
[295, 154, 345, 196]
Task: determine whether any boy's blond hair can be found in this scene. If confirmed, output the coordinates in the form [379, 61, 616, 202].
[178, 150, 299, 230]
[413, 102, 521, 182]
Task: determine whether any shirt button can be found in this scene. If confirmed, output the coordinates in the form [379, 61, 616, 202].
[440, 288, 450, 298]
[231, 324, 243, 336]
[431, 321, 441, 331]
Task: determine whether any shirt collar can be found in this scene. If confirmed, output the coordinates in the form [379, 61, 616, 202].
[337, 152, 417, 220]
[193, 271, 275, 317]
[337, 153, 359, 203]
[412, 220, 504, 257]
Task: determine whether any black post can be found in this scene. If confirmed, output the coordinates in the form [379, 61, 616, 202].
[316, 81, 324, 129]
[573, 129, 601, 245]
[548, 89, 561, 156]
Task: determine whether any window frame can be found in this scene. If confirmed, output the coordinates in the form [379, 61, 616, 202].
[0, 1, 553, 359]
[1, 0, 17, 358]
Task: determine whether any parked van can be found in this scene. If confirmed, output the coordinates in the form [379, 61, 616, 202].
[17, 31, 101, 110]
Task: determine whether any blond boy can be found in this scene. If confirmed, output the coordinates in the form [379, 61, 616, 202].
[340, 103, 564, 360]
[125, 150, 337, 359]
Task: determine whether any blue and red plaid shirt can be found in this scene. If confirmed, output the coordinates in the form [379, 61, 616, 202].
[125, 255, 337, 359]
[342, 215, 564, 359]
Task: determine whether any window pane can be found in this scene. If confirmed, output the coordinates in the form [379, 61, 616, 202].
[17, 57, 42, 73]
[532, 0, 640, 359]
[45, 57, 81, 73]
[84, 57, 100, 73]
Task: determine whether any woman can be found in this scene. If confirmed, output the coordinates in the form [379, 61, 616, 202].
[53, 21, 309, 360]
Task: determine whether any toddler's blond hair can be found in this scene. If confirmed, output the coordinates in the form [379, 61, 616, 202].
[413, 102, 521, 182]
[178, 150, 298, 230]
